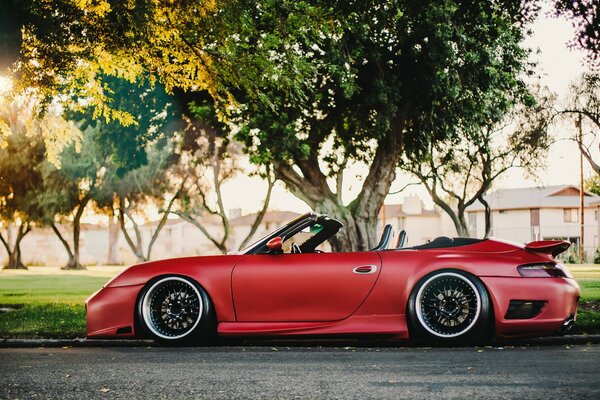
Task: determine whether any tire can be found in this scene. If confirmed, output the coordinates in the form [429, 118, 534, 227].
[137, 275, 216, 346]
[407, 270, 493, 346]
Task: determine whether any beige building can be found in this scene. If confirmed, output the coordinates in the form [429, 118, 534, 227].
[3, 185, 599, 265]
[377, 195, 457, 247]
[466, 185, 600, 261]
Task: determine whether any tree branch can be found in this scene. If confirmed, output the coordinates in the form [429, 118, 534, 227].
[146, 181, 187, 260]
[238, 172, 276, 250]
[0, 231, 10, 255]
[50, 223, 74, 258]
[118, 199, 141, 257]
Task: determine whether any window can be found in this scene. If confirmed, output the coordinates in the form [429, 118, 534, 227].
[564, 208, 579, 223]
[530, 208, 540, 227]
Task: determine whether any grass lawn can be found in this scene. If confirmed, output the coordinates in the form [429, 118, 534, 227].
[0, 266, 124, 339]
[0, 265, 599, 339]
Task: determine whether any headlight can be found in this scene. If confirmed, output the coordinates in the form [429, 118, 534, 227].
[517, 262, 569, 278]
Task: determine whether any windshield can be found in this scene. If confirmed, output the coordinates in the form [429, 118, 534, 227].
[236, 213, 313, 254]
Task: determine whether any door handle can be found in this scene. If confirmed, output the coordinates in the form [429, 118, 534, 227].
[353, 265, 377, 274]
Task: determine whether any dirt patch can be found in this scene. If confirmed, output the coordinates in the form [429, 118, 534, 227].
[0, 304, 24, 314]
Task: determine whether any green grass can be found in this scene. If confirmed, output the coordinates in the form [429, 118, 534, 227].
[0, 269, 114, 339]
[0, 304, 86, 339]
[0, 274, 110, 305]
[578, 280, 600, 302]
[0, 266, 600, 338]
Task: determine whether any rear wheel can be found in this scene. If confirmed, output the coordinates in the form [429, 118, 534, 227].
[137, 276, 215, 345]
[407, 270, 492, 345]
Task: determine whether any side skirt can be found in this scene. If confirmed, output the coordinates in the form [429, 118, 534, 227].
[217, 314, 408, 338]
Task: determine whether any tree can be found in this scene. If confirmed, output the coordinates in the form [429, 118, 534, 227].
[584, 174, 600, 195]
[235, 1, 534, 251]
[555, 73, 600, 174]
[0, 131, 43, 269]
[0, 95, 77, 269]
[45, 128, 106, 270]
[399, 93, 553, 237]
[42, 75, 178, 269]
[9, 1, 535, 251]
[7, 0, 323, 118]
[95, 141, 181, 262]
[171, 99, 275, 254]
[550, 0, 600, 67]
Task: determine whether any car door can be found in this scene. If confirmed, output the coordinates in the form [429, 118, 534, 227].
[231, 252, 381, 322]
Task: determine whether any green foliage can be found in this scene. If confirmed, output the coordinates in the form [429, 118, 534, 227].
[235, 1, 534, 170]
[0, 119, 51, 225]
[551, 0, 600, 67]
[69, 75, 181, 176]
[585, 175, 600, 196]
[6, 0, 544, 251]
[565, 252, 581, 264]
[594, 248, 600, 264]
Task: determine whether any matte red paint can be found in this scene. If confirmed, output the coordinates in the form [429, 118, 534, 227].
[232, 252, 381, 322]
[86, 238, 580, 340]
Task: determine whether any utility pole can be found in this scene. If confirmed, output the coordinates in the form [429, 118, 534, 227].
[578, 114, 585, 262]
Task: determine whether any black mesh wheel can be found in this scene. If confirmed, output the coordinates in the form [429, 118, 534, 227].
[408, 270, 492, 345]
[138, 276, 215, 345]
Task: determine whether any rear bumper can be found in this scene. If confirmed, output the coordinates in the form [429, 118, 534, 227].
[481, 277, 580, 338]
[86, 285, 143, 338]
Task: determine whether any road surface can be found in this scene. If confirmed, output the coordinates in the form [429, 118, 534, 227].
[1, 344, 599, 399]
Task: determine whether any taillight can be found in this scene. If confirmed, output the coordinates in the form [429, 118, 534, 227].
[517, 263, 567, 278]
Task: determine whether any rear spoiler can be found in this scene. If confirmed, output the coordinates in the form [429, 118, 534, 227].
[524, 240, 571, 257]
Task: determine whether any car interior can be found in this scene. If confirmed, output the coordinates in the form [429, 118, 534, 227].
[252, 213, 482, 255]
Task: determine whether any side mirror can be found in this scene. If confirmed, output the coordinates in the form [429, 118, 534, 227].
[266, 236, 283, 254]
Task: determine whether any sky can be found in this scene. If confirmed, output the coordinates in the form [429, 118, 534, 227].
[221, 6, 592, 215]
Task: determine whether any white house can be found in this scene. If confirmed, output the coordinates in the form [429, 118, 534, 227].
[466, 185, 600, 260]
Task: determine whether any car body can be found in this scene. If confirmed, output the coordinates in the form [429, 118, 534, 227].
[86, 213, 580, 345]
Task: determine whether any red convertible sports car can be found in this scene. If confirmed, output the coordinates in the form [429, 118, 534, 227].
[86, 212, 580, 345]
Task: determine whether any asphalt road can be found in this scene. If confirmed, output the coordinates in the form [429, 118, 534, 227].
[1, 344, 599, 399]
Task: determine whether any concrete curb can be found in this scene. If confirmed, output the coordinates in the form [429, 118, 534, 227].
[1, 334, 600, 348]
[0, 338, 154, 348]
[498, 334, 600, 346]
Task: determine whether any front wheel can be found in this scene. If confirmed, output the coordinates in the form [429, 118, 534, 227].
[407, 270, 493, 345]
[137, 275, 215, 345]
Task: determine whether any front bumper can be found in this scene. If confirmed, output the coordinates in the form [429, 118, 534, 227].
[86, 284, 144, 338]
[481, 277, 580, 338]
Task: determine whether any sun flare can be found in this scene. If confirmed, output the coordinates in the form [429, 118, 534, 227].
[0, 76, 13, 95]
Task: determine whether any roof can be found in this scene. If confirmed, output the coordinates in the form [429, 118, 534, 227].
[379, 204, 439, 218]
[466, 185, 600, 212]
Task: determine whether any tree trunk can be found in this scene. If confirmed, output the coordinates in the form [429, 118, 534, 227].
[107, 215, 120, 264]
[272, 115, 406, 252]
[1, 223, 30, 270]
[456, 207, 471, 238]
[478, 195, 492, 238]
[61, 199, 89, 270]
[118, 199, 147, 263]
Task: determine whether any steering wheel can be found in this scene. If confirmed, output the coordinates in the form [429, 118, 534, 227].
[291, 243, 302, 254]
